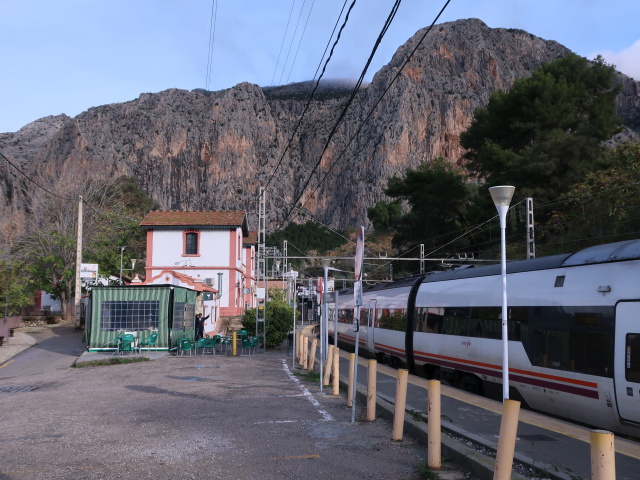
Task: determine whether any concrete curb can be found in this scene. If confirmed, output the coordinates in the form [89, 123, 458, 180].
[0, 329, 37, 366]
[345, 377, 529, 480]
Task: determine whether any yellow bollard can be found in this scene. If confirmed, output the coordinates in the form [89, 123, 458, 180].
[301, 337, 308, 370]
[296, 332, 302, 363]
[308, 338, 318, 372]
[392, 369, 409, 441]
[232, 331, 237, 356]
[493, 399, 521, 480]
[323, 345, 334, 386]
[427, 380, 441, 469]
[347, 353, 355, 407]
[332, 347, 340, 396]
[591, 429, 616, 480]
[366, 359, 377, 421]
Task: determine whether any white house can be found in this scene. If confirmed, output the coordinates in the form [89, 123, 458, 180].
[139, 210, 257, 336]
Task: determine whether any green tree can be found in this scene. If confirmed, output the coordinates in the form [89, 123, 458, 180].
[84, 176, 159, 280]
[15, 175, 157, 321]
[242, 288, 293, 348]
[1, 260, 33, 315]
[382, 157, 471, 251]
[367, 200, 402, 233]
[268, 220, 346, 255]
[541, 142, 640, 252]
[460, 54, 621, 210]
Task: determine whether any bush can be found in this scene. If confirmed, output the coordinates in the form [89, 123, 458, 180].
[242, 288, 294, 348]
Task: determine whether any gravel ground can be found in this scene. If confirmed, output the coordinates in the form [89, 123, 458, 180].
[1, 332, 470, 480]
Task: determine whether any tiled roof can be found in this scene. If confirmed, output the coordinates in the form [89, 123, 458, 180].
[140, 211, 247, 228]
[138, 270, 218, 293]
[243, 230, 258, 245]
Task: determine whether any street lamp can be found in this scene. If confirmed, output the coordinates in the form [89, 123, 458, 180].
[4, 265, 10, 324]
[119, 246, 137, 285]
[320, 258, 332, 392]
[489, 185, 515, 401]
[119, 246, 126, 285]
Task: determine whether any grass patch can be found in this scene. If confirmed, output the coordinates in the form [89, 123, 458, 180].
[416, 462, 439, 479]
[305, 371, 322, 383]
[407, 409, 428, 423]
[75, 357, 150, 367]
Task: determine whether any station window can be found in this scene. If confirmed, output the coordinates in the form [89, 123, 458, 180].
[184, 231, 200, 256]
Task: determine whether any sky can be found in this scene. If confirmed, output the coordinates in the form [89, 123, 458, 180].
[1, 0, 639, 134]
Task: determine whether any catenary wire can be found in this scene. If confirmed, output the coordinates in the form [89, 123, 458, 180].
[291, 0, 452, 222]
[278, 0, 404, 227]
[264, 0, 356, 190]
[286, 0, 317, 84]
[271, 0, 298, 86]
[279, 0, 308, 85]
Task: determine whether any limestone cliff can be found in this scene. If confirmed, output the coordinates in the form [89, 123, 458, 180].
[1, 19, 638, 240]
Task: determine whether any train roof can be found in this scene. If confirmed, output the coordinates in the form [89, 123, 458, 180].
[331, 239, 640, 292]
[422, 238, 640, 284]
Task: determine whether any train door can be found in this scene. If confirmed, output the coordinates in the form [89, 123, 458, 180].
[614, 302, 640, 424]
[366, 300, 377, 352]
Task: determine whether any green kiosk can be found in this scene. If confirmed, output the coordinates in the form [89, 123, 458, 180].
[87, 285, 197, 353]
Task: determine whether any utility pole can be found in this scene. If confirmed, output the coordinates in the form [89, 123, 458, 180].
[74, 196, 83, 329]
[526, 197, 535, 259]
[255, 187, 266, 352]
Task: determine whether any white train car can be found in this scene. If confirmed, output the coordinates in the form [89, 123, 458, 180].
[330, 239, 640, 437]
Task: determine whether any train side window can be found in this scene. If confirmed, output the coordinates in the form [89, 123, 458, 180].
[426, 308, 443, 333]
[360, 308, 368, 326]
[626, 334, 640, 383]
[526, 306, 614, 377]
[442, 307, 470, 336]
[378, 310, 406, 331]
[470, 307, 501, 339]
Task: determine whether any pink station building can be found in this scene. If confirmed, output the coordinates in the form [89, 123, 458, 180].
[137, 210, 257, 337]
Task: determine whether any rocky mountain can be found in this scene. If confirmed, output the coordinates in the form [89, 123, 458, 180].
[1, 18, 639, 242]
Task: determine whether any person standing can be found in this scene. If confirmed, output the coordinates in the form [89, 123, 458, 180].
[195, 312, 209, 341]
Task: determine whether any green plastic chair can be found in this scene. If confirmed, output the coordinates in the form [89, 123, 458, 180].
[179, 338, 196, 356]
[195, 337, 208, 355]
[138, 332, 158, 354]
[204, 335, 220, 355]
[241, 336, 259, 355]
[118, 334, 137, 355]
[211, 335, 222, 354]
[220, 336, 232, 355]
[108, 332, 125, 355]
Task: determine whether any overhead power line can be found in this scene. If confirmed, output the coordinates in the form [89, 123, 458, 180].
[271, 0, 298, 86]
[285, 0, 317, 84]
[278, 0, 405, 228]
[0, 150, 76, 202]
[205, 0, 218, 90]
[278, 0, 308, 85]
[264, 0, 356, 190]
[293, 0, 453, 221]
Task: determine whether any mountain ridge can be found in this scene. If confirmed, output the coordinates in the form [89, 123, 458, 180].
[1, 18, 638, 243]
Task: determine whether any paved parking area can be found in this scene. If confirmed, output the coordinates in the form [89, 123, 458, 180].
[0, 344, 430, 480]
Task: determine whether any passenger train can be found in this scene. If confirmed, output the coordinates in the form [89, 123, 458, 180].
[328, 239, 640, 437]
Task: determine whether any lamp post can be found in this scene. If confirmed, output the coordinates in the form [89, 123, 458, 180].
[320, 258, 332, 392]
[489, 185, 515, 401]
[119, 246, 126, 285]
[4, 265, 10, 324]
[119, 246, 137, 286]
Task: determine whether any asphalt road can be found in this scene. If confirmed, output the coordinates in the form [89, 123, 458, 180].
[0, 326, 435, 480]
